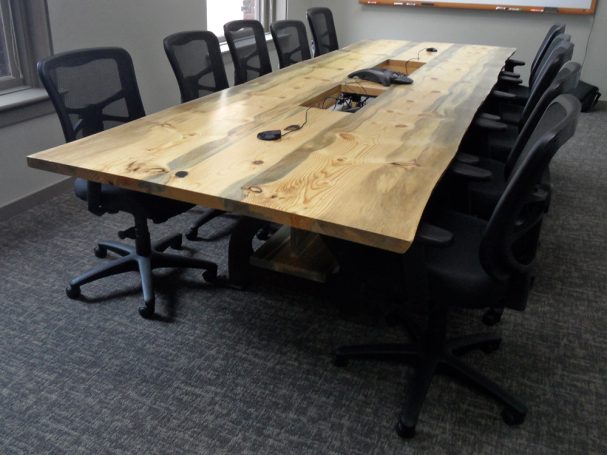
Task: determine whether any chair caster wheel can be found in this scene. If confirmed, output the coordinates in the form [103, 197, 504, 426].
[202, 269, 218, 283]
[138, 302, 155, 319]
[395, 419, 416, 439]
[170, 237, 183, 250]
[185, 229, 198, 241]
[333, 356, 348, 367]
[501, 407, 526, 426]
[94, 246, 107, 258]
[481, 339, 502, 354]
[483, 307, 503, 326]
[66, 285, 81, 299]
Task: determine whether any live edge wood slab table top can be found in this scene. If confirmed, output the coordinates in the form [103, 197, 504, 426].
[28, 40, 514, 254]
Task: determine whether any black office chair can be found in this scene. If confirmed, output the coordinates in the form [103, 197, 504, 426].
[164, 31, 231, 241]
[270, 20, 311, 69]
[504, 24, 565, 75]
[332, 94, 581, 438]
[498, 32, 570, 107]
[467, 35, 573, 167]
[37, 47, 217, 319]
[502, 24, 566, 99]
[306, 7, 339, 56]
[494, 36, 573, 126]
[224, 20, 272, 85]
[479, 41, 575, 163]
[467, 62, 581, 219]
[164, 30, 229, 102]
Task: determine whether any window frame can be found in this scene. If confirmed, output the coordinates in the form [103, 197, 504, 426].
[206, 0, 286, 42]
[0, 0, 52, 95]
[0, 0, 25, 91]
[0, 0, 53, 128]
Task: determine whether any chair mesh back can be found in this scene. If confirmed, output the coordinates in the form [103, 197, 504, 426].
[518, 41, 574, 130]
[481, 95, 581, 284]
[307, 7, 339, 56]
[270, 20, 311, 69]
[529, 33, 571, 89]
[530, 24, 565, 81]
[507, 61, 581, 179]
[224, 20, 272, 85]
[37, 47, 145, 143]
[164, 31, 229, 103]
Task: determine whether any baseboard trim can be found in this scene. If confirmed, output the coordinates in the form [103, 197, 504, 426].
[0, 178, 74, 220]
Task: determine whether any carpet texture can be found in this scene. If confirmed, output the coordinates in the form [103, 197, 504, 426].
[1, 105, 606, 454]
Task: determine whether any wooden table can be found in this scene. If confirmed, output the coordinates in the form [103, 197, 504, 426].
[28, 40, 514, 282]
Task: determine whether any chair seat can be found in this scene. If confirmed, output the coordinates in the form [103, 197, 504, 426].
[74, 178, 193, 223]
[487, 124, 519, 162]
[506, 84, 529, 100]
[499, 103, 524, 125]
[468, 158, 506, 219]
[425, 210, 505, 308]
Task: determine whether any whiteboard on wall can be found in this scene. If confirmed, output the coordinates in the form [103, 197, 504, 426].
[359, 0, 597, 15]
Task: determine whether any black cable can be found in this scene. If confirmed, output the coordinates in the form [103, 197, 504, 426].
[582, 14, 596, 69]
[280, 106, 312, 138]
[405, 47, 437, 75]
[280, 82, 375, 138]
[280, 93, 340, 138]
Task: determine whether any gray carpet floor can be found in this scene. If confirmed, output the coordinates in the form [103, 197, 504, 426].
[1, 104, 606, 455]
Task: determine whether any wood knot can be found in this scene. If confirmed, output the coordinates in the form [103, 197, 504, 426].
[127, 162, 167, 174]
[338, 132, 356, 141]
[253, 160, 264, 165]
[390, 160, 419, 168]
[244, 185, 263, 194]
[395, 124, 408, 129]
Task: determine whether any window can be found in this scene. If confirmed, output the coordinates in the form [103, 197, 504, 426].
[0, 0, 24, 91]
[206, 0, 286, 40]
[0, 0, 52, 94]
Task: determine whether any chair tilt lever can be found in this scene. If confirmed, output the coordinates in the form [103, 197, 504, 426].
[118, 226, 137, 240]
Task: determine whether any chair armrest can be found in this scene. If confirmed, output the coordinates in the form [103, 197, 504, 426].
[498, 75, 523, 85]
[491, 90, 518, 101]
[415, 222, 453, 247]
[455, 152, 480, 165]
[504, 58, 525, 72]
[479, 112, 501, 122]
[500, 70, 521, 79]
[474, 117, 508, 131]
[449, 162, 493, 181]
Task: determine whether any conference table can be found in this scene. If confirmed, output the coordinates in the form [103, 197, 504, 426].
[27, 40, 514, 284]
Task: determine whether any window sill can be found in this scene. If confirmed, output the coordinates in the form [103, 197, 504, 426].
[0, 87, 54, 128]
[219, 32, 276, 62]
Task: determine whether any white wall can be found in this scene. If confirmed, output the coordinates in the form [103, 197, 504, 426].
[317, 0, 606, 91]
[47, 0, 206, 114]
[0, 114, 65, 208]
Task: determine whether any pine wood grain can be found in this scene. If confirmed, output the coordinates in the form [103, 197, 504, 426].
[28, 40, 514, 253]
